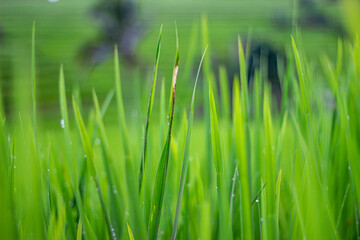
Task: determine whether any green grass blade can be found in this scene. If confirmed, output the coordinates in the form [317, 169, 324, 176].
[229, 166, 238, 234]
[209, 82, 230, 239]
[31, 21, 37, 141]
[72, 96, 115, 240]
[77, 219, 82, 240]
[159, 78, 166, 146]
[100, 89, 115, 117]
[59, 65, 96, 239]
[209, 83, 222, 177]
[233, 78, 252, 240]
[148, 27, 179, 240]
[219, 66, 230, 121]
[114, 44, 146, 240]
[275, 169, 282, 237]
[336, 38, 343, 75]
[139, 25, 163, 193]
[0, 83, 4, 121]
[291, 36, 309, 115]
[238, 35, 249, 122]
[114, 45, 131, 157]
[262, 88, 276, 239]
[127, 223, 135, 240]
[171, 46, 207, 240]
[92, 89, 124, 237]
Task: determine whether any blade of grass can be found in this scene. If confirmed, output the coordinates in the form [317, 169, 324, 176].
[31, 21, 37, 141]
[148, 25, 179, 240]
[93, 89, 124, 238]
[114, 44, 146, 240]
[201, 15, 215, 186]
[209, 82, 230, 239]
[76, 219, 82, 240]
[233, 78, 252, 240]
[127, 223, 135, 240]
[219, 66, 230, 122]
[238, 35, 249, 122]
[114, 45, 131, 158]
[0, 83, 4, 121]
[72, 96, 115, 240]
[171, 46, 207, 240]
[291, 36, 309, 116]
[59, 65, 96, 240]
[275, 169, 282, 238]
[229, 166, 238, 235]
[139, 25, 163, 193]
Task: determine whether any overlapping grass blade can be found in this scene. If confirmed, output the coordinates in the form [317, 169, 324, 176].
[59, 65, 96, 240]
[238, 35, 249, 122]
[262, 87, 276, 239]
[92, 89, 124, 237]
[76, 219, 82, 240]
[31, 21, 37, 141]
[127, 223, 135, 240]
[114, 45, 131, 157]
[232, 78, 252, 240]
[209, 82, 230, 239]
[291, 36, 309, 116]
[148, 26, 179, 240]
[139, 25, 163, 193]
[275, 169, 282, 237]
[219, 66, 230, 121]
[72, 96, 115, 239]
[114, 45, 146, 240]
[171, 46, 207, 240]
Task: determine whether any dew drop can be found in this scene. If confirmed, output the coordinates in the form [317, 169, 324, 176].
[232, 194, 235, 198]
[347, 115, 350, 120]
[232, 177, 235, 181]
[256, 199, 259, 203]
[14, 165, 16, 169]
[113, 189, 118, 194]
[95, 138, 101, 145]
[60, 119, 65, 129]
[84, 154, 87, 158]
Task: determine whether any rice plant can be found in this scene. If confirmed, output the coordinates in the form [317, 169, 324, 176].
[0, 21, 360, 240]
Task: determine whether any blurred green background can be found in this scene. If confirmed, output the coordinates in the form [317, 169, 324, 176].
[0, 0, 352, 125]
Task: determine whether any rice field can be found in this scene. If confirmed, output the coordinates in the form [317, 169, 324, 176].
[1, 15, 360, 240]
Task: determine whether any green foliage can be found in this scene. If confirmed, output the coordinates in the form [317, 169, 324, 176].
[1, 22, 360, 240]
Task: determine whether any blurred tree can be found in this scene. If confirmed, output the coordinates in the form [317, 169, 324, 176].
[78, 0, 147, 67]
